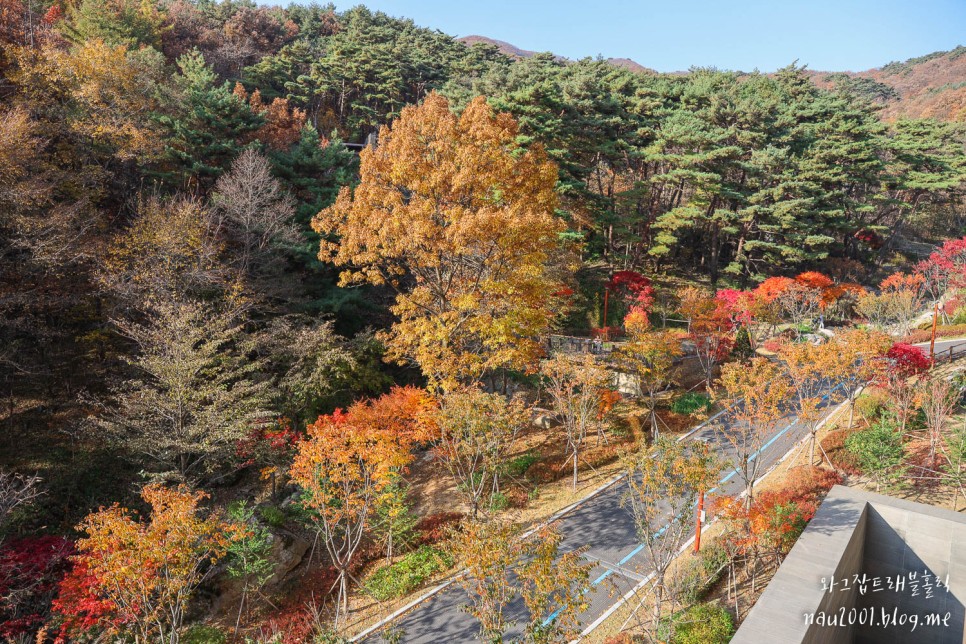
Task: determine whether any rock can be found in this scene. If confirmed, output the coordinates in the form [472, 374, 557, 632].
[268, 532, 311, 585]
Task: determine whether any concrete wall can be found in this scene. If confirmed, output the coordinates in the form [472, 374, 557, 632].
[733, 486, 966, 644]
[732, 486, 868, 644]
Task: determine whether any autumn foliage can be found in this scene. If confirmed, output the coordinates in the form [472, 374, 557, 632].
[314, 93, 566, 389]
[0, 536, 74, 639]
[715, 466, 842, 562]
[288, 386, 435, 626]
[606, 270, 655, 331]
[53, 485, 240, 642]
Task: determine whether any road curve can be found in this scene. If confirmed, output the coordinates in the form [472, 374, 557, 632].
[356, 338, 966, 643]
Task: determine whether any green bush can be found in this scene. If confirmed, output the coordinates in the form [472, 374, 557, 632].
[854, 388, 890, 421]
[845, 416, 906, 491]
[666, 602, 735, 644]
[258, 505, 287, 527]
[364, 545, 454, 601]
[671, 393, 712, 416]
[489, 491, 509, 512]
[182, 625, 228, 644]
[505, 453, 539, 477]
[676, 542, 729, 604]
[731, 325, 753, 358]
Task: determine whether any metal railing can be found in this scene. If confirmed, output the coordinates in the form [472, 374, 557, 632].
[934, 341, 966, 363]
[545, 334, 619, 356]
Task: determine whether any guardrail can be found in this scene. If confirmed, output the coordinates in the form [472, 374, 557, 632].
[934, 341, 966, 363]
[545, 334, 619, 356]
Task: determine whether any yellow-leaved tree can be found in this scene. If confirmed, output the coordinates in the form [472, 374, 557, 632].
[56, 484, 241, 643]
[313, 92, 567, 390]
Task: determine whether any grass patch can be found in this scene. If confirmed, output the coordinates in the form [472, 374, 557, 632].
[671, 392, 712, 416]
[363, 545, 454, 601]
[663, 602, 735, 644]
[505, 453, 539, 477]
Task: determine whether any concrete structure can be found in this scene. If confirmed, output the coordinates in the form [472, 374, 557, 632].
[733, 486, 966, 644]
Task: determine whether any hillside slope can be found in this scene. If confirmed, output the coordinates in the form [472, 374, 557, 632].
[810, 46, 966, 121]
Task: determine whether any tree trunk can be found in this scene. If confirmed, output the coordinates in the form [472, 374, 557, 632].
[572, 449, 579, 490]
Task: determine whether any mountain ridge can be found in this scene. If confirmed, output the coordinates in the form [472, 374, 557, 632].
[457, 34, 656, 75]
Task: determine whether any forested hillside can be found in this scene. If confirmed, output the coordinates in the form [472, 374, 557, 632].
[0, 1, 964, 641]
[461, 34, 966, 122]
[811, 46, 966, 121]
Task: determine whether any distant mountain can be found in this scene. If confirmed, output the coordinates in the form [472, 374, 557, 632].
[458, 35, 538, 60]
[605, 57, 655, 75]
[808, 46, 966, 121]
[458, 35, 655, 75]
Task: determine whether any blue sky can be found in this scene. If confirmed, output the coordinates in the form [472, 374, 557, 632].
[327, 0, 965, 73]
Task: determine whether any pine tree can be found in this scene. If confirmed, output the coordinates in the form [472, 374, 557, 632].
[60, 0, 165, 49]
[156, 50, 264, 185]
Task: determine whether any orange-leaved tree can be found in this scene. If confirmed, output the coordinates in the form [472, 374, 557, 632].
[448, 517, 591, 643]
[53, 484, 240, 644]
[856, 272, 926, 335]
[714, 358, 791, 507]
[611, 328, 683, 440]
[621, 437, 718, 638]
[715, 466, 842, 590]
[828, 328, 893, 432]
[778, 340, 843, 465]
[314, 92, 568, 391]
[432, 387, 529, 518]
[539, 354, 613, 489]
[678, 287, 734, 388]
[754, 272, 848, 334]
[289, 386, 435, 629]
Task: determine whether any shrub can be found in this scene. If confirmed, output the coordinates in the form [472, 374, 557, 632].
[754, 493, 812, 555]
[761, 338, 783, 353]
[258, 505, 287, 527]
[414, 512, 463, 546]
[489, 491, 509, 512]
[0, 536, 74, 639]
[363, 546, 454, 601]
[901, 324, 966, 344]
[854, 388, 890, 422]
[504, 453, 539, 477]
[845, 417, 906, 491]
[731, 325, 753, 358]
[666, 602, 735, 644]
[182, 625, 228, 644]
[676, 542, 728, 604]
[671, 392, 712, 416]
[886, 343, 930, 376]
[783, 466, 843, 504]
[821, 430, 861, 475]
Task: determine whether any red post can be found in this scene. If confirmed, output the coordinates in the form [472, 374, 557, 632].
[602, 288, 610, 342]
[930, 301, 940, 366]
[694, 491, 705, 553]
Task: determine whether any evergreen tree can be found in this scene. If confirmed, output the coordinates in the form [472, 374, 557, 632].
[60, 0, 166, 49]
[156, 50, 264, 185]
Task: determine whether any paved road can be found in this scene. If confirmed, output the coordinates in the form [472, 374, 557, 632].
[358, 339, 966, 643]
